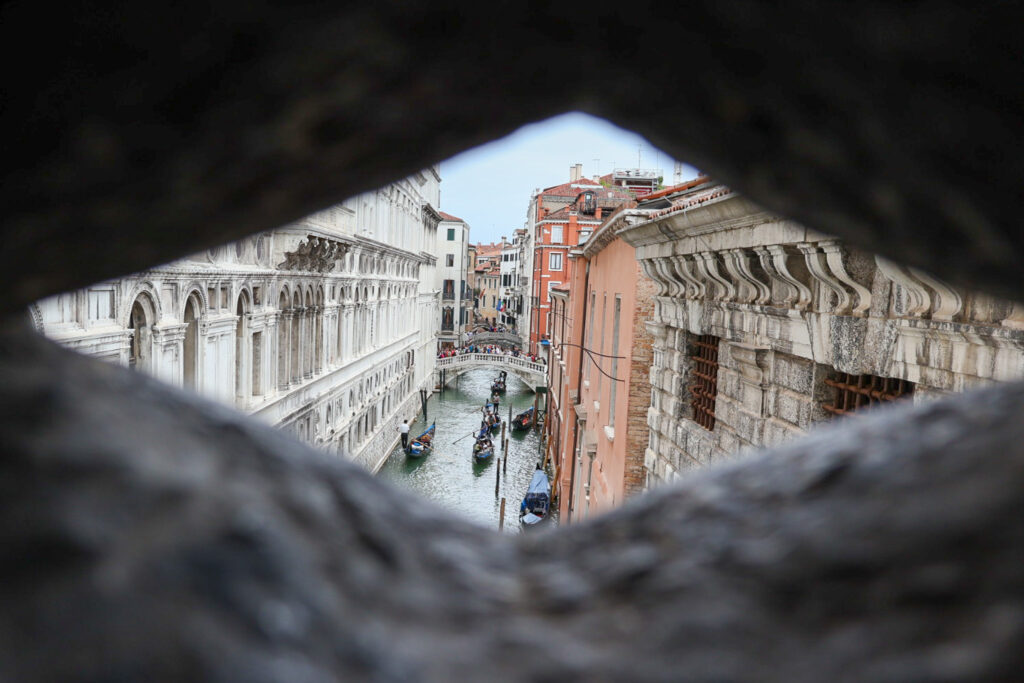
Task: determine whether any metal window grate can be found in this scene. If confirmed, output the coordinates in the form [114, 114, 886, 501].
[823, 373, 914, 416]
[689, 335, 720, 431]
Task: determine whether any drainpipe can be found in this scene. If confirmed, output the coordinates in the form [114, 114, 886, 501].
[566, 259, 590, 524]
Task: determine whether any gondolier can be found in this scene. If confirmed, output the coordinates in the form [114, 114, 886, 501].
[399, 420, 410, 448]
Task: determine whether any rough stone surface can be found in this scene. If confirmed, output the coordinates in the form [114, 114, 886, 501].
[3, 4, 1024, 307]
[4, 322, 1024, 681]
[4, 3, 1024, 681]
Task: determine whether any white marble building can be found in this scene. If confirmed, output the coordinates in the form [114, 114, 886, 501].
[33, 168, 444, 472]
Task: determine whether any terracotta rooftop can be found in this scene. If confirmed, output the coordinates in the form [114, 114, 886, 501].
[475, 242, 503, 257]
[538, 177, 602, 197]
[439, 211, 464, 222]
[639, 175, 710, 202]
[649, 184, 733, 219]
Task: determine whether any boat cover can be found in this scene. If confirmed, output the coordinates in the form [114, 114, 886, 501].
[526, 470, 550, 496]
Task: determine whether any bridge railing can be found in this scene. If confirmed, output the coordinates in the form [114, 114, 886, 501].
[436, 353, 547, 375]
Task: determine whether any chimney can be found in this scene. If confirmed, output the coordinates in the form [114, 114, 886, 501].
[595, 207, 603, 220]
[570, 163, 583, 182]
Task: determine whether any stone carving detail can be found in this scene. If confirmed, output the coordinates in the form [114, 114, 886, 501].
[798, 242, 854, 315]
[279, 236, 350, 272]
[875, 256, 930, 317]
[696, 252, 735, 302]
[639, 259, 671, 296]
[654, 259, 684, 297]
[909, 267, 963, 321]
[820, 240, 872, 316]
[725, 249, 771, 305]
[671, 255, 705, 299]
[755, 245, 812, 309]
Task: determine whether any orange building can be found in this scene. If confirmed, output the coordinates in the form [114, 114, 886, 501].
[546, 205, 657, 522]
[529, 172, 632, 353]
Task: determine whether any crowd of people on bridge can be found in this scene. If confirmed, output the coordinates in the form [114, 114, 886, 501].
[436, 344, 545, 364]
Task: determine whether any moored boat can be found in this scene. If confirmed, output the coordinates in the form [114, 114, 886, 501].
[406, 422, 435, 458]
[520, 467, 551, 527]
[510, 406, 534, 432]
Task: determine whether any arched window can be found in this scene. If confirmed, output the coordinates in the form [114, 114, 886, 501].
[128, 292, 156, 372]
[235, 290, 251, 404]
[182, 292, 202, 389]
[277, 290, 289, 390]
[291, 290, 301, 383]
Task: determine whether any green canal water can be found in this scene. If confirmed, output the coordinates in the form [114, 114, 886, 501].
[379, 368, 548, 532]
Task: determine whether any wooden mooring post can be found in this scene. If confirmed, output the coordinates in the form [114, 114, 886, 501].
[495, 458, 500, 497]
[498, 497, 506, 531]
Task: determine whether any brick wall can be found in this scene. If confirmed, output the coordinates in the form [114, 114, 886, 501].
[624, 267, 655, 496]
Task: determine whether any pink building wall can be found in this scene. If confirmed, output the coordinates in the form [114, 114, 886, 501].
[547, 210, 653, 522]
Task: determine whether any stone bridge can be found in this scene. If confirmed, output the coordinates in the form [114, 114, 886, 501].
[436, 353, 547, 391]
[466, 331, 523, 348]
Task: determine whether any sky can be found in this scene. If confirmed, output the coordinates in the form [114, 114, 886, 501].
[438, 112, 699, 245]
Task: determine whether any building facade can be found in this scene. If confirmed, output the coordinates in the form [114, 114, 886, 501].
[620, 179, 1024, 485]
[34, 168, 445, 472]
[474, 242, 503, 326]
[527, 167, 637, 353]
[546, 208, 655, 523]
[437, 212, 471, 350]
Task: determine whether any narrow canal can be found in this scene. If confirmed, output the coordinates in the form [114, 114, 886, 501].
[379, 368, 547, 532]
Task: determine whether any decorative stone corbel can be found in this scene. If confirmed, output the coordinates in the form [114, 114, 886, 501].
[696, 252, 736, 302]
[798, 242, 853, 315]
[671, 255, 706, 299]
[640, 259, 671, 296]
[908, 267, 963, 321]
[757, 245, 812, 310]
[819, 240, 872, 316]
[653, 259, 684, 297]
[721, 250, 756, 303]
[726, 249, 772, 305]
[874, 256, 930, 317]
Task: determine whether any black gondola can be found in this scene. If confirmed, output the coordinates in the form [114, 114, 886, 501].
[472, 425, 494, 461]
[510, 406, 534, 432]
[491, 370, 507, 394]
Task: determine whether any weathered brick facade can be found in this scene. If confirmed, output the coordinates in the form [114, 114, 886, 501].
[624, 263, 655, 497]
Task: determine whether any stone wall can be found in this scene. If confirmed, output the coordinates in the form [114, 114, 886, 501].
[625, 189, 1024, 482]
[7, 4, 1024, 679]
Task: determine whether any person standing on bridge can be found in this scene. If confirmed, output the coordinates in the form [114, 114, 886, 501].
[399, 420, 410, 448]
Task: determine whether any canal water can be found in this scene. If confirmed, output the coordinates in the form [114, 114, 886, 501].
[379, 368, 547, 532]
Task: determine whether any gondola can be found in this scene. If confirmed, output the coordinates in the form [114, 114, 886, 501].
[510, 406, 534, 432]
[520, 467, 551, 527]
[482, 403, 502, 432]
[491, 370, 507, 394]
[406, 422, 435, 458]
[472, 426, 494, 461]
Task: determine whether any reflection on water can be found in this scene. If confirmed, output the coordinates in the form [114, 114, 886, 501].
[378, 369, 546, 532]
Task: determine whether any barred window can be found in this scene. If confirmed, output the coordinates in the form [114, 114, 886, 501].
[823, 373, 914, 416]
[689, 334, 720, 431]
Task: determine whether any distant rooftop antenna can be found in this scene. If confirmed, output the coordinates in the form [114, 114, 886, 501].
[637, 143, 642, 167]
[674, 161, 683, 184]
